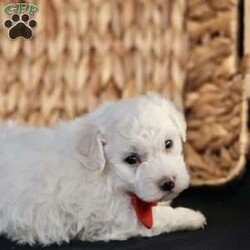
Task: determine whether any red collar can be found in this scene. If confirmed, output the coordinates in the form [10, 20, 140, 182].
[132, 195, 158, 229]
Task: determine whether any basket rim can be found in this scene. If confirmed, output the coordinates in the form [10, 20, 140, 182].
[190, 85, 248, 187]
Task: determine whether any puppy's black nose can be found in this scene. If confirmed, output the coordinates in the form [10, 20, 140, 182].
[160, 180, 175, 191]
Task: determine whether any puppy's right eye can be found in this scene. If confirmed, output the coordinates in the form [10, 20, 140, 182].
[124, 154, 139, 165]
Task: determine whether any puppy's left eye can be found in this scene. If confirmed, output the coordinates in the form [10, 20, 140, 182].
[165, 140, 173, 149]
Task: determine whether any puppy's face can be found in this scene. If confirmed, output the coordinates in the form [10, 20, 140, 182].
[103, 97, 190, 202]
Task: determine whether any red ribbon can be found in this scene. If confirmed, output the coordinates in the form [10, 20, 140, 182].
[132, 195, 158, 229]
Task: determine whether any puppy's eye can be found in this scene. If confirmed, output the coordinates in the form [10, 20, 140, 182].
[165, 140, 173, 149]
[124, 153, 140, 165]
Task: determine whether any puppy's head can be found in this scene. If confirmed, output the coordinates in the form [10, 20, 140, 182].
[77, 94, 190, 202]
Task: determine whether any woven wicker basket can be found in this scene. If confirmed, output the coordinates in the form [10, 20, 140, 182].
[0, 0, 248, 186]
[184, 0, 248, 186]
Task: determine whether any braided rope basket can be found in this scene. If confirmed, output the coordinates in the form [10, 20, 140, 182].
[0, 0, 248, 186]
[184, 0, 248, 186]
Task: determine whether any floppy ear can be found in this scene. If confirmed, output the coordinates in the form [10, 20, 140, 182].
[169, 105, 187, 142]
[75, 122, 106, 171]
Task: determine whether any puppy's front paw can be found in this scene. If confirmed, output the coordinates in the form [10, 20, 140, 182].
[175, 207, 206, 231]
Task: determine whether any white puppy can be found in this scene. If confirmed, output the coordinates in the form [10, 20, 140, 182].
[0, 94, 206, 245]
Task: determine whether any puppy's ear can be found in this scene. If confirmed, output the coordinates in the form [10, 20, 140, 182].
[76, 122, 106, 171]
[169, 105, 187, 142]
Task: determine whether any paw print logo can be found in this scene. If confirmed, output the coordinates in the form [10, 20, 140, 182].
[4, 14, 37, 40]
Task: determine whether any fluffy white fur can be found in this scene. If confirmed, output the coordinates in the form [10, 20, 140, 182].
[0, 94, 206, 245]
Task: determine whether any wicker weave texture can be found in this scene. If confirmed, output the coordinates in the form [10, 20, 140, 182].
[0, 0, 186, 126]
[184, 0, 247, 185]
